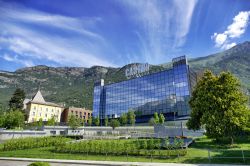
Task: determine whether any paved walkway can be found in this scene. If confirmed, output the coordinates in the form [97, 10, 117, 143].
[0, 157, 246, 166]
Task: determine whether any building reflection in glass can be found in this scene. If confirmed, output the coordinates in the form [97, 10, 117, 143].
[93, 56, 197, 123]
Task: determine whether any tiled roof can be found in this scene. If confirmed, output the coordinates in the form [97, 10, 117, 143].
[32, 90, 46, 103]
[29, 101, 63, 108]
[27, 90, 63, 108]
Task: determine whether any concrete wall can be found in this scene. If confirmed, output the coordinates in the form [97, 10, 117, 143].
[0, 130, 46, 140]
[154, 125, 204, 138]
[0, 125, 202, 141]
[42, 126, 154, 136]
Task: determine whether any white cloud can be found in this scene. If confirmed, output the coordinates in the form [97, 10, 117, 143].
[3, 54, 16, 61]
[0, 24, 115, 67]
[226, 11, 250, 38]
[0, 1, 103, 40]
[2, 54, 34, 67]
[120, 0, 197, 63]
[211, 33, 227, 47]
[0, 2, 117, 68]
[221, 42, 236, 50]
[212, 11, 250, 50]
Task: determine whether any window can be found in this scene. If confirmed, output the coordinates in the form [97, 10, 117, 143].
[33, 112, 35, 116]
[34, 106, 36, 110]
[50, 131, 56, 135]
[93, 59, 192, 122]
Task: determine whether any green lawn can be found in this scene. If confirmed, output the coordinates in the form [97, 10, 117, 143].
[0, 136, 249, 164]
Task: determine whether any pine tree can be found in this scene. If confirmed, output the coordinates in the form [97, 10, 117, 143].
[9, 88, 25, 110]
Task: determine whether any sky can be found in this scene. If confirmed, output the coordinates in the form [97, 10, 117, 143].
[0, 0, 250, 71]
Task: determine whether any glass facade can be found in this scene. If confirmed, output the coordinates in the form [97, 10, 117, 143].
[93, 56, 197, 123]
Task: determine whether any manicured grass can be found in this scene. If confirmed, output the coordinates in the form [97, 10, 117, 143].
[191, 136, 250, 150]
[0, 136, 249, 164]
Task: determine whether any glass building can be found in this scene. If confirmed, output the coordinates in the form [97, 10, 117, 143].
[93, 56, 197, 123]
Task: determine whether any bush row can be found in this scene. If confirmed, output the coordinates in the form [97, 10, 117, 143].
[3, 136, 70, 151]
[54, 138, 187, 157]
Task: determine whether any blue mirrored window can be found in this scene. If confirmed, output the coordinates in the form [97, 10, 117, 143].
[93, 56, 197, 123]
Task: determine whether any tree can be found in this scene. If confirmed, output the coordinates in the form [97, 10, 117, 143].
[153, 112, 159, 124]
[47, 116, 56, 126]
[110, 119, 120, 130]
[159, 113, 165, 125]
[127, 110, 136, 126]
[120, 113, 128, 126]
[88, 117, 92, 126]
[68, 115, 81, 130]
[37, 118, 43, 130]
[148, 112, 164, 125]
[0, 109, 5, 127]
[148, 117, 155, 126]
[187, 71, 249, 144]
[0, 115, 4, 127]
[9, 88, 26, 110]
[94, 116, 100, 126]
[3, 110, 25, 129]
[104, 116, 108, 127]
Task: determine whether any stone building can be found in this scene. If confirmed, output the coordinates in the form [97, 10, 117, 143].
[61, 107, 92, 123]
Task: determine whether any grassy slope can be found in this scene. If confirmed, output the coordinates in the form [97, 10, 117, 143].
[0, 136, 249, 164]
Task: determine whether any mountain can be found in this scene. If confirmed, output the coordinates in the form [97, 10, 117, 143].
[0, 63, 163, 109]
[189, 41, 250, 91]
[0, 41, 249, 109]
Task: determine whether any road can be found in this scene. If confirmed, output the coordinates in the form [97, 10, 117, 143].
[0, 160, 102, 166]
[0, 158, 246, 166]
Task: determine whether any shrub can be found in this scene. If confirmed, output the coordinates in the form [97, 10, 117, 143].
[53, 139, 187, 157]
[28, 162, 50, 166]
[3, 136, 69, 151]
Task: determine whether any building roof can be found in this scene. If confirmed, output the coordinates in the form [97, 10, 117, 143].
[27, 90, 63, 108]
[29, 101, 63, 108]
[32, 90, 46, 103]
